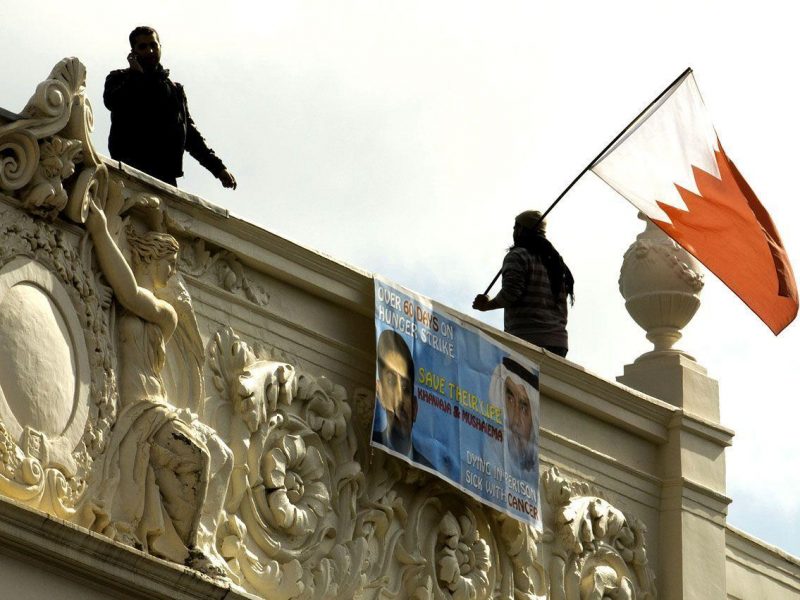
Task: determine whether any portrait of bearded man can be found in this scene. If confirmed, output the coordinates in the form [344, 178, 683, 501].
[489, 356, 539, 477]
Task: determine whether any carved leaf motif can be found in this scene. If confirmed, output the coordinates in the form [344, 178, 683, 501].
[543, 467, 657, 600]
[177, 241, 269, 306]
[20, 135, 84, 219]
[178, 238, 212, 276]
[298, 374, 349, 442]
[207, 326, 367, 599]
[437, 511, 491, 599]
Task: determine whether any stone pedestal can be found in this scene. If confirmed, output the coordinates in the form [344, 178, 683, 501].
[618, 353, 720, 422]
[618, 216, 731, 600]
[641, 357, 731, 599]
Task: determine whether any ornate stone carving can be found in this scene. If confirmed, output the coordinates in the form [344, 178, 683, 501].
[179, 238, 270, 306]
[208, 327, 364, 597]
[76, 198, 232, 576]
[207, 328, 549, 599]
[0, 203, 116, 518]
[543, 467, 656, 600]
[619, 214, 704, 360]
[0, 129, 39, 191]
[436, 510, 491, 598]
[20, 135, 83, 218]
[1, 57, 667, 599]
[353, 455, 546, 600]
[0, 57, 107, 223]
[18, 57, 87, 138]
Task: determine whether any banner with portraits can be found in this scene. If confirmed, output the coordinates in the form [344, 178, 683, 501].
[371, 275, 541, 530]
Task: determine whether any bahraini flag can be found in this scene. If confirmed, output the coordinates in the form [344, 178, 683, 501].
[590, 69, 797, 334]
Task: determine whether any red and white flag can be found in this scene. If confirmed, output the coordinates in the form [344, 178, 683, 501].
[591, 69, 797, 334]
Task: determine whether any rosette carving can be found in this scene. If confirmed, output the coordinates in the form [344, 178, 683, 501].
[437, 511, 491, 599]
[261, 430, 329, 537]
[354, 456, 545, 600]
[543, 467, 656, 600]
[208, 327, 366, 599]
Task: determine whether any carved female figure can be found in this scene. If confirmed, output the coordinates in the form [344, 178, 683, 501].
[81, 200, 229, 572]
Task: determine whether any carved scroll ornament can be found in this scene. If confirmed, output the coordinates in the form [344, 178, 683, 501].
[0, 57, 664, 599]
[0, 58, 107, 223]
[208, 327, 363, 597]
[207, 327, 548, 599]
[543, 467, 657, 600]
[179, 238, 270, 306]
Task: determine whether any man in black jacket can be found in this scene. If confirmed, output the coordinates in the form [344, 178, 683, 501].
[105, 26, 237, 189]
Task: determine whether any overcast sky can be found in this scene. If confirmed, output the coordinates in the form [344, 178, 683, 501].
[3, 1, 798, 556]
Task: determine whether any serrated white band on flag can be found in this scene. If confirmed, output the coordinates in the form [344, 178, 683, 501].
[586, 69, 798, 334]
[590, 72, 719, 224]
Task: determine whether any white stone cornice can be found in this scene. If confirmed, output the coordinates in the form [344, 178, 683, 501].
[668, 410, 735, 447]
[726, 526, 800, 579]
[660, 476, 733, 515]
[103, 155, 375, 317]
[127, 178, 375, 316]
[540, 433, 662, 505]
[541, 366, 674, 442]
[185, 274, 374, 373]
[104, 157, 229, 218]
[0, 497, 257, 600]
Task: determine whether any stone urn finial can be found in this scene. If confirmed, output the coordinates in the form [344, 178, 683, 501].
[619, 213, 704, 361]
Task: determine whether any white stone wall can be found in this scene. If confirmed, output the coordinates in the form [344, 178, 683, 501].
[725, 528, 800, 600]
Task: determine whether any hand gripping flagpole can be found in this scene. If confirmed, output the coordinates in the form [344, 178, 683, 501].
[481, 66, 693, 297]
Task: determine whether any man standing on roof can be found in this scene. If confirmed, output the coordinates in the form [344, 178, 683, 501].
[472, 210, 574, 357]
[104, 26, 237, 189]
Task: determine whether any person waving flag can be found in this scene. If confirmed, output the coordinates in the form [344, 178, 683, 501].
[591, 69, 797, 334]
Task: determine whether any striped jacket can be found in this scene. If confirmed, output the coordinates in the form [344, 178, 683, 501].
[494, 247, 568, 349]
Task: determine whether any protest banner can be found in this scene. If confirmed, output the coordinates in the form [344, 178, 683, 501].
[371, 275, 542, 530]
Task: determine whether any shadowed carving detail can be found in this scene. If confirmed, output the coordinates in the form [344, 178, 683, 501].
[543, 467, 656, 600]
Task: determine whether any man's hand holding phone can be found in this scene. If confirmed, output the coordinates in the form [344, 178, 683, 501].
[127, 52, 144, 73]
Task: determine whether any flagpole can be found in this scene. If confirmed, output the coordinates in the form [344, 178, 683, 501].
[480, 66, 693, 296]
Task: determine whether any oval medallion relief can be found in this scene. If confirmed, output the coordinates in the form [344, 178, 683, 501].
[0, 257, 90, 472]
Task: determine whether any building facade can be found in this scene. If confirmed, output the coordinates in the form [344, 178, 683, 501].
[0, 58, 797, 599]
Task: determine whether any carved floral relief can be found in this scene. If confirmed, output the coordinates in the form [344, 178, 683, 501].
[206, 327, 550, 599]
[0, 57, 107, 224]
[208, 327, 366, 598]
[542, 467, 656, 600]
[179, 237, 270, 306]
[0, 58, 662, 600]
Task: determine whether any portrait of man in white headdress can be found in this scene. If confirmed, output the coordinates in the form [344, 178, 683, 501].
[490, 356, 539, 477]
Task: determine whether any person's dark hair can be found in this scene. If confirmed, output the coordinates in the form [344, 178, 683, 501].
[502, 356, 539, 390]
[129, 26, 159, 48]
[377, 330, 414, 380]
[514, 215, 575, 306]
